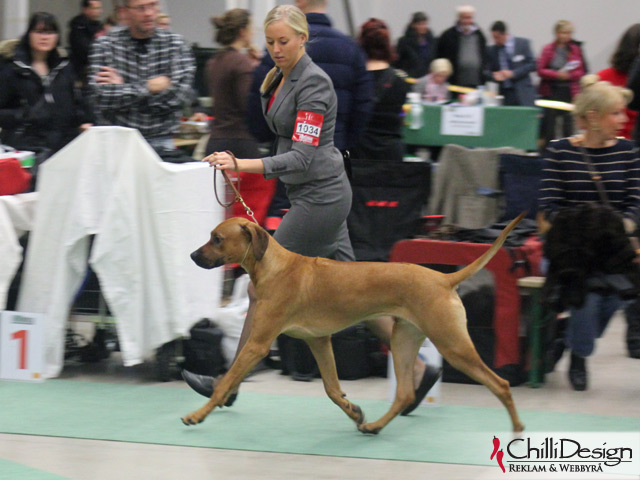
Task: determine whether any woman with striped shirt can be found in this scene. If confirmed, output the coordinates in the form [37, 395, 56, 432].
[539, 78, 640, 391]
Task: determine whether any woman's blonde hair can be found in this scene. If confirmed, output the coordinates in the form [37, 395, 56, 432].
[430, 58, 453, 76]
[260, 5, 308, 93]
[263, 5, 308, 38]
[554, 19, 573, 34]
[573, 77, 633, 122]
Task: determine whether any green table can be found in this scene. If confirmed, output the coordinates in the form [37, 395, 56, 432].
[403, 104, 540, 151]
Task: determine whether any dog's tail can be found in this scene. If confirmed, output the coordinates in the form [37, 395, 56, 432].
[445, 212, 527, 288]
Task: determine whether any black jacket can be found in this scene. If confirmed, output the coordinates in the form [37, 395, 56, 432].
[394, 27, 437, 78]
[436, 25, 487, 87]
[68, 14, 102, 78]
[543, 203, 640, 310]
[627, 56, 640, 143]
[0, 44, 93, 152]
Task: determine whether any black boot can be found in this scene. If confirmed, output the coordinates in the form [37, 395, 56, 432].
[625, 300, 640, 358]
[568, 353, 587, 391]
[401, 365, 442, 416]
[181, 370, 237, 406]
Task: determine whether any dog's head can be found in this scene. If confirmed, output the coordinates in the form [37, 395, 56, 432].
[190, 217, 270, 270]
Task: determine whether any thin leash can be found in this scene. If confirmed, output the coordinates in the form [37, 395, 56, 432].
[212, 150, 259, 225]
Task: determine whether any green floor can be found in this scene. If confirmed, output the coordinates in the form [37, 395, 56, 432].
[1, 380, 638, 467]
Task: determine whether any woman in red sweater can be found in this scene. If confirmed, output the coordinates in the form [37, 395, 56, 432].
[537, 20, 586, 145]
[597, 23, 640, 139]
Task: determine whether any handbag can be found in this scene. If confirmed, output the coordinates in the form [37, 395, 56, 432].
[579, 145, 639, 245]
[578, 147, 640, 296]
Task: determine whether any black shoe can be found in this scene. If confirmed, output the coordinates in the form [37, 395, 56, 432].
[627, 337, 640, 359]
[568, 353, 587, 391]
[181, 370, 238, 406]
[544, 339, 566, 374]
[401, 365, 442, 416]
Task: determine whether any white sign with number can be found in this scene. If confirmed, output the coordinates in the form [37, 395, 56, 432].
[441, 105, 485, 136]
[0, 311, 45, 382]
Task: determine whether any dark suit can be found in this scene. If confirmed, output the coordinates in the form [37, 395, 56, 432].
[485, 36, 537, 106]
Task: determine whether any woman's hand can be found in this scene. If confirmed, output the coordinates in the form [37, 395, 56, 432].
[204, 151, 236, 171]
[203, 153, 264, 174]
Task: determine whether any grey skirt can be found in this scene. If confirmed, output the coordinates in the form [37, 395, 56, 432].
[274, 171, 354, 261]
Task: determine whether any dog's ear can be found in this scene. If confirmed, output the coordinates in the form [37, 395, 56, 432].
[241, 223, 269, 261]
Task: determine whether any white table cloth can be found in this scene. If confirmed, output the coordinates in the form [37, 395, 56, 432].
[0, 192, 37, 308]
[17, 127, 224, 378]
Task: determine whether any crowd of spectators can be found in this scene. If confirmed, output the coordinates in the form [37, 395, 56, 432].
[2, 1, 640, 155]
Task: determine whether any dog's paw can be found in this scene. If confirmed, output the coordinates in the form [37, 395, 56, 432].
[181, 413, 204, 426]
[350, 404, 365, 425]
[357, 422, 381, 435]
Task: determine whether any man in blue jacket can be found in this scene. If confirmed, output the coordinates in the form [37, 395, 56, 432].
[485, 21, 537, 106]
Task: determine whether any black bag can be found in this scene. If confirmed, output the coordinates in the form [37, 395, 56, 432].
[181, 319, 227, 377]
[277, 325, 384, 381]
[332, 325, 386, 379]
[277, 334, 318, 381]
[347, 160, 431, 261]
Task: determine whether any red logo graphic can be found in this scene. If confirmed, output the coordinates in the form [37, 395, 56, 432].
[492, 436, 506, 473]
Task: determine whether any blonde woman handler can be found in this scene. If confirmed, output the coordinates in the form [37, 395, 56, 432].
[185, 5, 440, 413]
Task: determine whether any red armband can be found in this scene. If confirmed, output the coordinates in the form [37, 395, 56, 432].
[291, 110, 324, 146]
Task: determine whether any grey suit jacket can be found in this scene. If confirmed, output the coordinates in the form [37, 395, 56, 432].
[260, 54, 345, 185]
[485, 36, 537, 106]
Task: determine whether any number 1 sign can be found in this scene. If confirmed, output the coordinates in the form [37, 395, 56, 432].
[0, 311, 45, 382]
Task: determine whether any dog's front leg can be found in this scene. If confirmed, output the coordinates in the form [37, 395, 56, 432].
[181, 328, 274, 426]
[305, 336, 365, 426]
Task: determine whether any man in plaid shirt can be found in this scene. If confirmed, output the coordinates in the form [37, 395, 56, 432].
[88, 0, 195, 149]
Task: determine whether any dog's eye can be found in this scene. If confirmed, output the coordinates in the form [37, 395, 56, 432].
[212, 235, 222, 246]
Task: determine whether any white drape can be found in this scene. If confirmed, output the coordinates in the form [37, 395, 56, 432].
[17, 127, 224, 378]
[0, 192, 37, 309]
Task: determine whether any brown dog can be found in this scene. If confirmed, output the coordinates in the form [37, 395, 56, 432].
[181, 214, 526, 434]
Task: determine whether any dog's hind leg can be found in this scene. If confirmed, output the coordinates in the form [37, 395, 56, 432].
[358, 319, 424, 435]
[305, 336, 365, 425]
[439, 341, 524, 433]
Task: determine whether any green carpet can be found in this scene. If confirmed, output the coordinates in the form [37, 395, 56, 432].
[1, 380, 638, 467]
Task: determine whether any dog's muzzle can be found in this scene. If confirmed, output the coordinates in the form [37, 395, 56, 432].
[190, 248, 224, 269]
